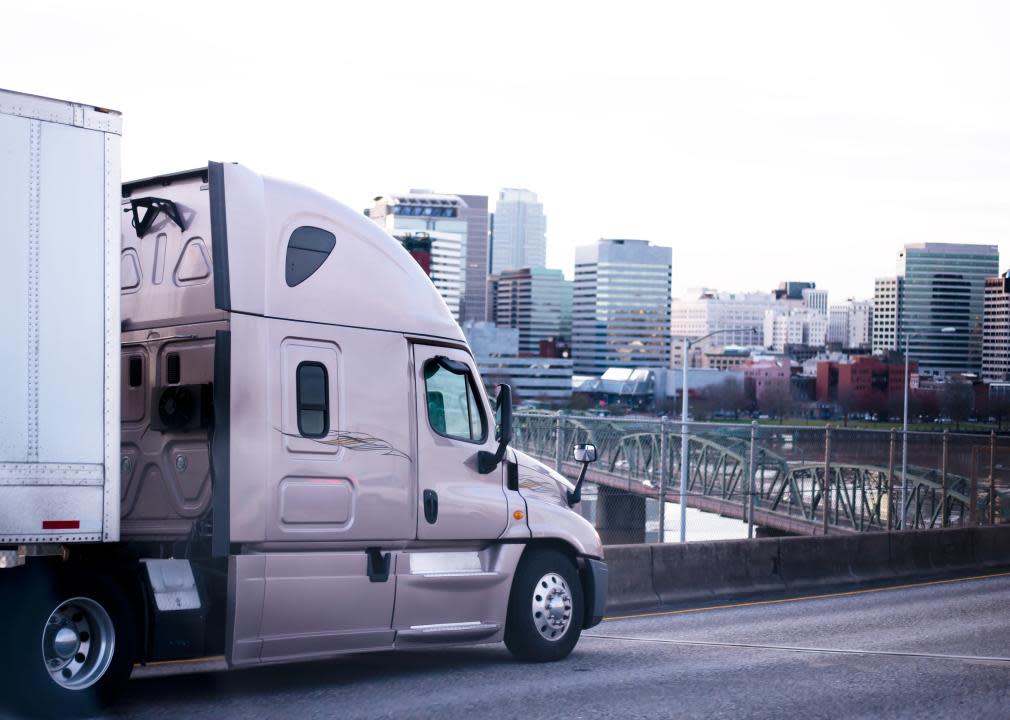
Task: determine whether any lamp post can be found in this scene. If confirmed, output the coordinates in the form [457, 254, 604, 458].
[899, 326, 955, 530]
[679, 327, 760, 542]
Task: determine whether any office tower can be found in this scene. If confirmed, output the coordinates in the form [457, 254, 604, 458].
[671, 289, 776, 349]
[453, 193, 490, 322]
[802, 288, 828, 315]
[983, 271, 1010, 382]
[872, 277, 902, 353]
[847, 300, 873, 349]
[774, 281, 816, 301]
[490, 189, 546, 274]
[897, 242, 999, 375]
[488, 267, 568, 355]
[572, 239, 672, 375]
[827, 305, 849, 345]
[762, 309, 828, 352]
[369, 192, 468, 320]
[829, 299, 873, 349]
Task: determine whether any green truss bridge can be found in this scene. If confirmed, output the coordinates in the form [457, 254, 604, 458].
[512, 411, 1008, 539]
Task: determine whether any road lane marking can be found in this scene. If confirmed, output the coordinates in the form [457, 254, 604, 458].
[583, 633, 1010, 664]
[136, 655, 225, 668]
[603, 570, 1010, 622]
[132, 572, 1010, 671]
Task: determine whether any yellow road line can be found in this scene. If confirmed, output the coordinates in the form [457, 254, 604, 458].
[604, 570, 1010, 622]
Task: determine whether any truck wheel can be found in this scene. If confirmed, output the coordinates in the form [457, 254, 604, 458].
[6, 568, 136, 716]
[504, 549, 584, 662]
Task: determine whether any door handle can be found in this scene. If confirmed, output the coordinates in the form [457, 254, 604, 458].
[423, 489, 438, 524]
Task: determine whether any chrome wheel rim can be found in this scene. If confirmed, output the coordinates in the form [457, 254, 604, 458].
[41, 597, 115, 690]
[531, 572, 573, 641]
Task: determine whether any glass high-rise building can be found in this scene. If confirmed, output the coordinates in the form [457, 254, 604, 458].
[572, 239, 672, 375]
[452, 193, 490, 323]
[897, 242, 999, 376]
[488, 267, 569, 355]
[490, 189, 546, 275]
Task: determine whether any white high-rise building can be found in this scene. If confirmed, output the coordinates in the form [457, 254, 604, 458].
[808, 313, 829, 347]
[872, 277, 902, 353]
[490, 188, 546, 274]
[828, 299, 873, 349]
[670, 289, 777, 348]
[369, 192, 469, 320]
[802, 288, 828, 315]
[983, 272, 1010, 383]
[572, 239, 672, 375]
[827, 305, 849, 345]
[763, 309, 828, 352]
[848, 300, 873, 349]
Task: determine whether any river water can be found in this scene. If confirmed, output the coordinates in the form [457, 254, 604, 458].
[579, 483, 751, 543]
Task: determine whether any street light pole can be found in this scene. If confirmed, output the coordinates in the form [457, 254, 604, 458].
[678, 327, 758, 543]
[680, 339, 690, 543]
[900, 333, 910, 530]
[899, 326, 955, 530]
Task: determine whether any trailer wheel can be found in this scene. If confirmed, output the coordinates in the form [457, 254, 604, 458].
[5, 567, 136, 716]
[504, 548, 584, 662]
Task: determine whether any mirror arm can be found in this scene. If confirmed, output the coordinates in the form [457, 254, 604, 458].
[567, 462, 589, 506]
[478, 445, 506, 474]
[479, 383, 513, 475]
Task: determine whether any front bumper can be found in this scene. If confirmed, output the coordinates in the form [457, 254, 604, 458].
[581, 558, 608, 628]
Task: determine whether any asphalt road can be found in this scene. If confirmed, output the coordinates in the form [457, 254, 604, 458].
[9, 572, 1010, 720]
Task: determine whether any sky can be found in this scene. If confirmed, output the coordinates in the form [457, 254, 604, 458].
[4, 1, 1010, 301]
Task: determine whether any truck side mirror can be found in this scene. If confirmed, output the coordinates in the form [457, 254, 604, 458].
[573, 444, 597, 463]
[478, 384, 512, 474]
[495, 385, 513, 444]
[567, 443, 597, 506]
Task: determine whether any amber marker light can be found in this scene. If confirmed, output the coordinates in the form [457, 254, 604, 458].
[513, 510, 525, 521]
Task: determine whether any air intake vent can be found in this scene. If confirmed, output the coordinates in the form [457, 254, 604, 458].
[128, 356, 143, 388]
[166, 353, 181, 384]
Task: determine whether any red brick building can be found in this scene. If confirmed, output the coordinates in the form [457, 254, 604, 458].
[816, 355, 916, 410]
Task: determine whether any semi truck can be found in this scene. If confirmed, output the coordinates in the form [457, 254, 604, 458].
[0, 88, 607, 714]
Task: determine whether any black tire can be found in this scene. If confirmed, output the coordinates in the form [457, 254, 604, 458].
[3, 565, 136, 718]
[504, 548, 584, 662]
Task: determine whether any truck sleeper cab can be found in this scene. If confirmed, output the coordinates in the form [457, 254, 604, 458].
[2, 157, 607, 714]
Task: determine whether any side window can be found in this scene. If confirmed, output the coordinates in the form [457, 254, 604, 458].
[286, 226, 336, 287]
[424, 358, 486, 443]
[296, 362, 329, 438]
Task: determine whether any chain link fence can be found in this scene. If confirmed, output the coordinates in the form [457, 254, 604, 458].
[512, 410, 1010, 545]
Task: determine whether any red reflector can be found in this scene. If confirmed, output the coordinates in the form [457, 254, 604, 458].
[42, 520, 79, 530]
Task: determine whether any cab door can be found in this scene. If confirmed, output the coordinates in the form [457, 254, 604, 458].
[412, 344, 508, 540]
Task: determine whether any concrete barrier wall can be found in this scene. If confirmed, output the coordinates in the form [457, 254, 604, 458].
[605, 526, 1010, 614]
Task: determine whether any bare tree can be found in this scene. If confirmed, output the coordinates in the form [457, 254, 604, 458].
[759, 381, 794, 422]
[940, 383, 974, 430]
[837, 387, 857, 427]
[989, 392, 1010, 431]
[706, 379, 749, 419]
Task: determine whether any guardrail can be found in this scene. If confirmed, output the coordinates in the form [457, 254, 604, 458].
[604, 525, 1010, 612]
[512, 411, 1010, 542]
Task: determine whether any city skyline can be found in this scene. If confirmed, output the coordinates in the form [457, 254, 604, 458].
[6, 2, 1010, 303]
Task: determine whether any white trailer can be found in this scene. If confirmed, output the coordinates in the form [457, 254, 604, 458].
[0, 90, 121, 556]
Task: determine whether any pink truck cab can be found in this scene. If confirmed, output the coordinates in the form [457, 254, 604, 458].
[0, 89, 606, 715]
